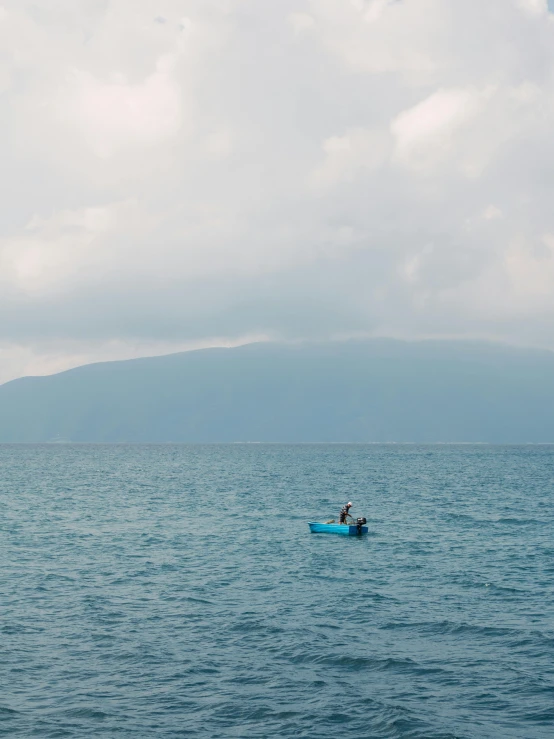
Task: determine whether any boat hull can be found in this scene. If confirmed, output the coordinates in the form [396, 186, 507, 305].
[308, 522, 368, 536]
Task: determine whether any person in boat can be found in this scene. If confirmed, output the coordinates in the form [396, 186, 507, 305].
[339, 502, 354, 524]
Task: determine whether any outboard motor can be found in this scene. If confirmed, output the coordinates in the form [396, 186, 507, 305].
[356, 516, 367, 534]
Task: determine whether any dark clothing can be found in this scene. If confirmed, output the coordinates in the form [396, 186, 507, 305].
[339, 504, 352, 524]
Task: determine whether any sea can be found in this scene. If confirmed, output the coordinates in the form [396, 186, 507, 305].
[1, 443, 553, 738]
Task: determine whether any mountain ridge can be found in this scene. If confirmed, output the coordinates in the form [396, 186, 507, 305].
[1, 339, 554, 443]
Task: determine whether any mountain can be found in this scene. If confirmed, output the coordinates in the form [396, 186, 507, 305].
[1, 339, 554, 442]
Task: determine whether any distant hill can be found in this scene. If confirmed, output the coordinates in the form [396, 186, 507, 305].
[1, 339, 554, 442]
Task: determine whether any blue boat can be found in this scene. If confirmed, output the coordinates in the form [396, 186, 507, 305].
[309, 520, 368, 536]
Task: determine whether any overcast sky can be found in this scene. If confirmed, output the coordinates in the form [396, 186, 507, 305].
[2, 0, 554, 383]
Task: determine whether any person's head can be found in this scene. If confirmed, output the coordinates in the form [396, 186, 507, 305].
[347, 502, 352, 509]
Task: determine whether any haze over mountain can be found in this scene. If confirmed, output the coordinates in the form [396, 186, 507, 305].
[3, 2, 554, 384]
[2, 339, 554, 443]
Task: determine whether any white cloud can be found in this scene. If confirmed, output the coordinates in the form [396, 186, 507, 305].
[362, 0, 392, 24]
[391, 87, 493, 173]
[311, 128, 391, 187]
[2, 0, 554, 382]
[435, 234, 554, 329]
[204, 128, 234, 159]
[288, 12, 314, 35]
[401, 244, 434, 284]
[505, 235, 554, 304]
[516, 0, 548, 16]
[304, 0, 443, 78]
[61, 62, 184, 158]
[483, 205, 503, 221]
[0, 201, 146, 295]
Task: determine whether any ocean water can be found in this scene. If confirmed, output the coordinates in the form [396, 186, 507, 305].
[1, 444, 553, 739]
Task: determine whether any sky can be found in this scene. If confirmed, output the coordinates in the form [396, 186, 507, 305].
[1, 0, 554, 384]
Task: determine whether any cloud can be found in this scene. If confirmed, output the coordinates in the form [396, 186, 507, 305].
[311, 128, 391, 187]
[2, 0, 554, 382]
[303, 0, 442, 78]
[517, 0, 548, 16]
[391, 87, 491, 171]
[287, 12, 314, 35]
[483, 205, 503, 221]
[0, 200, 146, 296]
[60, 62, 184, 158]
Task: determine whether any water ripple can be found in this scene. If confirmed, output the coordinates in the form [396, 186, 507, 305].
[1, 443, 553, 738]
